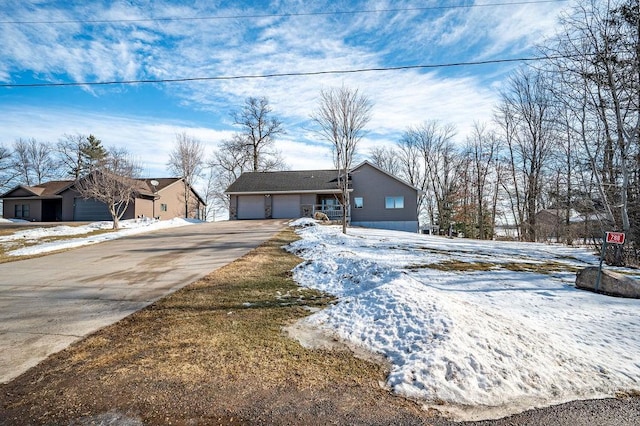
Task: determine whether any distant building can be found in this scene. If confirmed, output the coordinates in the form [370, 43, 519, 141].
[535, 208, 603, 243]
[225, 161, 420, 232]
[1, 177, 205, 222]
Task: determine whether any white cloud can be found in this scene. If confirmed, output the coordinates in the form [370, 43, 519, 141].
[0, 0, 577, 172]
[0, 106, 232, 177]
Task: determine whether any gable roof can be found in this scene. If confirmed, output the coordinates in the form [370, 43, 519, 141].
[1, 180, 73, 199]
[2, 177, 206, 206]
[351, 160, 422, 192]
[225, 161, 419, 195]
[225, 169, 348, 194]
[144, 177, 207, 205]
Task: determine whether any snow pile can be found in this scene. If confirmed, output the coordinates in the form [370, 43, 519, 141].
[0, 217, 30, 223]
[3, 218, 199, 256]
[287, 224, 640, 420]
[289, 217, 319, 228]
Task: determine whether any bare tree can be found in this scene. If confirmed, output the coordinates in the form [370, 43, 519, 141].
[232, 97, 285, 171]
[311, 86, 373, 234]
[464, 122, 501, 239]
[12, 138, 60, 186]
[495, 68, 555, 241]
[396, 130, 429, 225]
[74, 148, 141, 230]
[168, 133, 204, 219]
[542, 0, 639, 262]
[12, 139, 33, 186]
[369, 145, 400, 175]
[0, 143, 16, 192]
[57, 133, 107, 179]
[57, 134, 85, 179]
[399, 121, 458, 234]
[207, 138, 252, 216]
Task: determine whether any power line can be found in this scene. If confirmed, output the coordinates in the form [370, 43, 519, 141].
[0, 0, 569, 25]
[0, 55, 576, 88]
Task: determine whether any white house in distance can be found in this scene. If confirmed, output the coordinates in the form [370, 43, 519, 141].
[225, 161, 420, 232]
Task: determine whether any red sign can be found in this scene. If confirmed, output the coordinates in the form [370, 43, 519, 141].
[606, 232, 625, 244]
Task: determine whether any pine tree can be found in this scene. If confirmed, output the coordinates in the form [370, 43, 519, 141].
[80, 135, 107, 173]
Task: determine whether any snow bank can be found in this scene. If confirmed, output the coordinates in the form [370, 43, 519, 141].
[0, 217, 30, 223]
[4, 218, 199, 256]
[287, 224, 640, 420]
[289, 217, 319, 228]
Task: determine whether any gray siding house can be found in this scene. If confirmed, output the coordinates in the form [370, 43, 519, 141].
[225, 161, 419, 232]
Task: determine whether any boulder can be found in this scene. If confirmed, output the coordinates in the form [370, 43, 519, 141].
[313, 211, 330, 222]
[575, 266, 640, 298]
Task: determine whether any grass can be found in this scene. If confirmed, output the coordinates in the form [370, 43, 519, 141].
[408, 259, 581, 274]
[0, 227, 428, 425]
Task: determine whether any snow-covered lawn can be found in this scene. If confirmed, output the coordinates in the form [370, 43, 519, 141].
[287, 219, 640, 421]
[0, 218, 200, 256]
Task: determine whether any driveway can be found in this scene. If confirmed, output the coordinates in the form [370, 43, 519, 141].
[0, 219, 286, 384]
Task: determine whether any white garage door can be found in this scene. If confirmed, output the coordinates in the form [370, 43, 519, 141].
[272, 195, 301, 219]
[237, 195, 265, 219]
[74, 198, 112, 221]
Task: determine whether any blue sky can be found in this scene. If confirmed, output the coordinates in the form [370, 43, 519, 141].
[0, 0, 574, 177]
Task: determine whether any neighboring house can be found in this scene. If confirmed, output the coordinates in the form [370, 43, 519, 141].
[225, 161, 419, 232]
[535, 208, 603, 243]
[0, 177, 206, 222]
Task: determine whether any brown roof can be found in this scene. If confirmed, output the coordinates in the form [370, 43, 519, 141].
[2, 177, 195, 200]
[33, 180, 74, 196]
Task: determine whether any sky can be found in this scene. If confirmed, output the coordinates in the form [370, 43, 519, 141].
[0, 0, 575, 178]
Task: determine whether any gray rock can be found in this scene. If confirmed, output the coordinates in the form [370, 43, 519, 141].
[576, 266, 640, 298]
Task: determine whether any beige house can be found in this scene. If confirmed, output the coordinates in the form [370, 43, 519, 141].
[1, 177, 205, 222]
[225, 161, 420, 232]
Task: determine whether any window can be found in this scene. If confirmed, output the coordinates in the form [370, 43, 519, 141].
[160, 203, 168, 212]
[385, 196, 404, 209]
[14, 204, 30, 218]
[354, 197, 364, 209]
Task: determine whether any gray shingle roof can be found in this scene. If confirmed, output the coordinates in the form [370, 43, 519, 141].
[225, 170, 350, 193]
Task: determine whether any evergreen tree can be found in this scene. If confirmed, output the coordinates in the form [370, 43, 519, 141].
[80, 135, 107, 173]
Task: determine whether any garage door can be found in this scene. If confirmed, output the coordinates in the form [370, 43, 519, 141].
[237, 195, 265, 219]
[74, 198, 111, 221]
[272, 195, 301, 219]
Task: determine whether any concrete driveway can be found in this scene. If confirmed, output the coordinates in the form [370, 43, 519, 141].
[0, 220, 287, 384]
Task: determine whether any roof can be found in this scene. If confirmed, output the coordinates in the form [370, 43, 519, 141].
[0, 180, 73, 199]
[144, 178, 180, 191]
[225, 169, 348, 194]
[143, 177, 207, 205]
[225, 161, 420, 195]
[2, 177, 206, 206]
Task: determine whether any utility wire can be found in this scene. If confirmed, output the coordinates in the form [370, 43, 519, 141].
[0, 55, 579, 88]
[0, 0, 569, 25]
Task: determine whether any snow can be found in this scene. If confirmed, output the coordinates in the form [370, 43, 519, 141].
[0, 217, 30, 223]
[1, 218, 199, 256]
[286, 223, 640, 421]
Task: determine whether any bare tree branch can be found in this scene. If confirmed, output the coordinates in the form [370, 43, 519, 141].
[311, 86, 372, 234]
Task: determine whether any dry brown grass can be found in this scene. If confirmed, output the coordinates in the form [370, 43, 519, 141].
[408, 259, 580, 274]
[0, 228, 429, 425]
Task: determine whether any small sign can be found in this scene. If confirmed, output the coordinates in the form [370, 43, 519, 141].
[606, 232, 625, 244]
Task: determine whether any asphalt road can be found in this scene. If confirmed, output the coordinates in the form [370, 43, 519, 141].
[0, 219, 287, 384]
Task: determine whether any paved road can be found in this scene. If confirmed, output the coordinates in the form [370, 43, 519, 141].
[0, 220, 286, 383]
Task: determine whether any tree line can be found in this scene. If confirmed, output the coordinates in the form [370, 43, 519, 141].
[368, 0, 639, 265]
